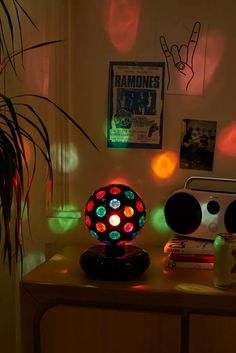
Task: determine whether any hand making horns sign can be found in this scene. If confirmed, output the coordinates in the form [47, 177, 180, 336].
[160, 21, 201, 92]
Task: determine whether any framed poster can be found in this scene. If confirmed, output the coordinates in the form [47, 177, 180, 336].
[107, 61, 165, 148]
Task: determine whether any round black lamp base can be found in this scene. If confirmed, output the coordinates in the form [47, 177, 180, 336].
[80, 244, 150, 280]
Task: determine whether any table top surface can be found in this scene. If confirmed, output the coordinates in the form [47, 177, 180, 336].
[21, 244, 236, 315]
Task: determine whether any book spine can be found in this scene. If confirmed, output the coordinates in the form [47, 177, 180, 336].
[164, 259, 214, 270]
[164, 247, 213, 255]
[169, 253, 214, 263]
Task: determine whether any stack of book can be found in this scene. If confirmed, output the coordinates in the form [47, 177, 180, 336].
[164, 235, 214, 270]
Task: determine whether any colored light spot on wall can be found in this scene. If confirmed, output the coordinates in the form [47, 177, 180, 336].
[50, 143, 79, 173]
[205, 30, 225, 89]
[150, 207, 170, 233]
[151, 151, 177, 179]
[22, 137, 32, 165]
[23, 251, 46, 275]
[105, 0, 142, 53]
[217, 122, 236, 157]
[48, 205, 82, 234]
[25, 47, 49, 96]
[109, 178, 129, 185]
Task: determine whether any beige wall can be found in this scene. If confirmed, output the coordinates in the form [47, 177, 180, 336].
[1, 0, 236, 352]
[48, 0, 236, 250]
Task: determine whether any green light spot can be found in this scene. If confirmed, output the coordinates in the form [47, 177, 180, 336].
[50, 143, 79, 173]
[150, 206, 170, 233]
[90, 230, 98, 239]
[139, 215, 145, 227]
[125, 190, 135, 199]
[109, 231, 121, 240]
[96, 206, 106, 217]
[48, 205, 81, 234]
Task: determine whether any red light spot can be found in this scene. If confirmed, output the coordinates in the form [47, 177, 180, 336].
[105, 0, 142, 54]
[205, 30, 225, 89]
[123, 222, 134, 233]
[217, 122, 236, 157]
[110, 186, 121, 195]
[108, 178, 129, 185]
[117, 240, 129, 245]
[136, 201, 144, 212]
[96, 190, 106, 199]
[87, 200, 94, 212]
[96, 222, 106, 232]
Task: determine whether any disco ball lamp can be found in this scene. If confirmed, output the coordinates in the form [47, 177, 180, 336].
[80, 184, 150, 279]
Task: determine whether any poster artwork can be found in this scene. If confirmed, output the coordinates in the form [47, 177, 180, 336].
[107, 61, 165, 148]
[180, 119, 217, 171]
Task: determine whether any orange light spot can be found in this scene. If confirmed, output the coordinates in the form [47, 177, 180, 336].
[108, 178, 129, 186]
[20, 137, 31, 165]
[151, 151, 177, 179]
[124, 206, 134, 217]
[96, 222, 106, 233]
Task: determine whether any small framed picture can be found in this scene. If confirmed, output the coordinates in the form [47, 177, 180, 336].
[180, 118, 217, 171]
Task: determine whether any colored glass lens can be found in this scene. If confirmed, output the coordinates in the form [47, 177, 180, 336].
[110, 199, 121, 209]
[124, 206, 134, 217]
[109, 214, 120, 226]
[96, 222, 106, 232]
[96, 206, 106, 217]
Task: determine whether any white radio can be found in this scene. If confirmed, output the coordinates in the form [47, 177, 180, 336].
[164, 177, 236, 240]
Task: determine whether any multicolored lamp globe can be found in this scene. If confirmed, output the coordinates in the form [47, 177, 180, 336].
[80, 184, 150, 279]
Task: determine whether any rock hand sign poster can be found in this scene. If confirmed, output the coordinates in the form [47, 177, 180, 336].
[107, 61, 165, 148]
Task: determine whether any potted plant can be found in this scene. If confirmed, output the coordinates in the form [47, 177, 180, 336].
[0, 0, 97, 272]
